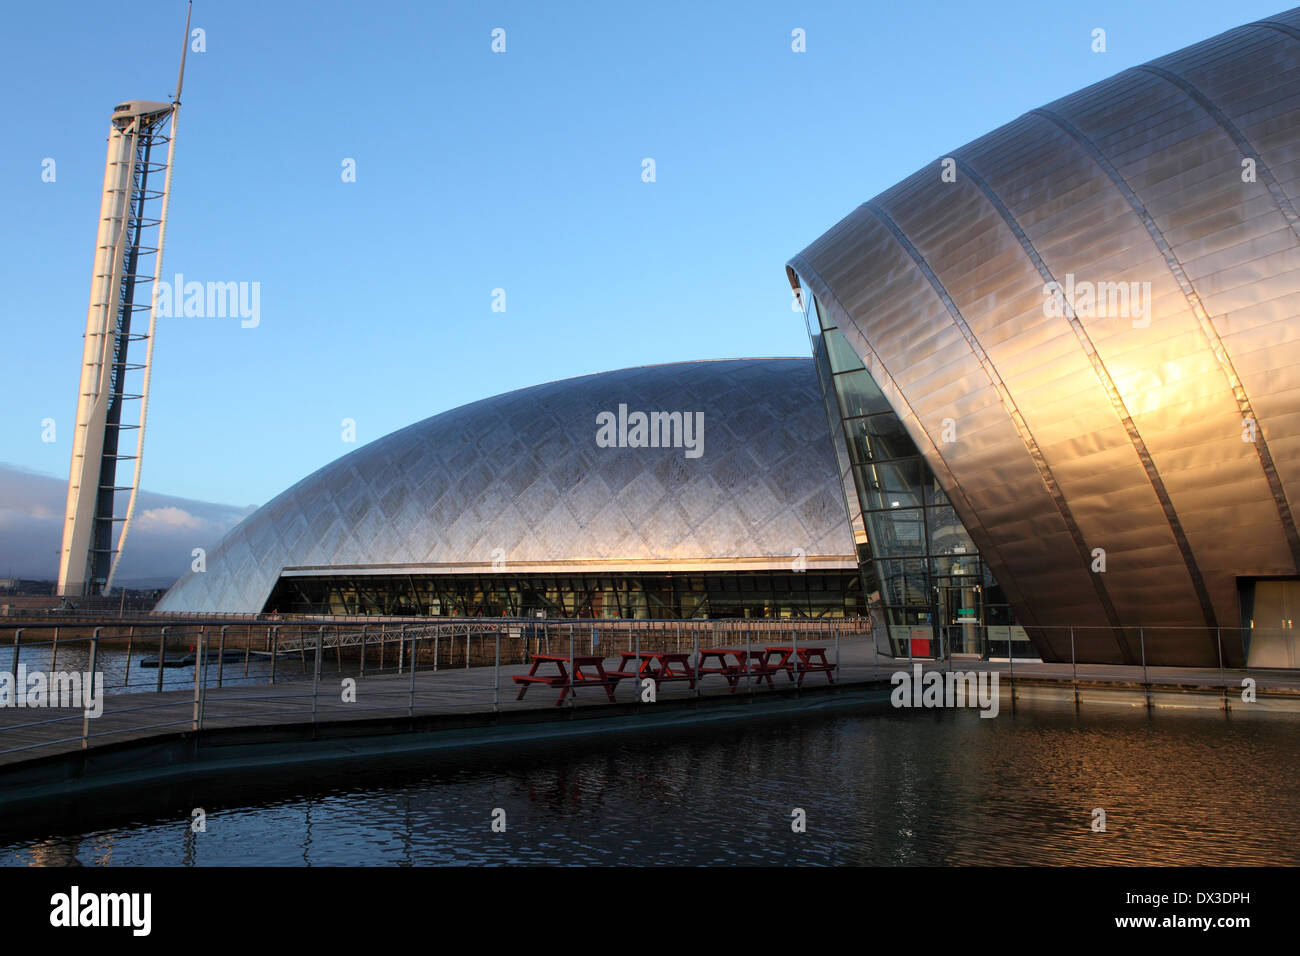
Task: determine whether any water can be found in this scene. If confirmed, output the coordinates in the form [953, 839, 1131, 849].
[3, 704, 1298, 866]
[6, 642, 301, 694]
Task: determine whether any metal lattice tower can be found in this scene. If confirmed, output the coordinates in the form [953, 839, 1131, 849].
[58, 4, 192, 597]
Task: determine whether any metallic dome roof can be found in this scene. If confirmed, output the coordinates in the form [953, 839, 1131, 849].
[788, 10, 1300, 665]
[158, 358, 856, 613]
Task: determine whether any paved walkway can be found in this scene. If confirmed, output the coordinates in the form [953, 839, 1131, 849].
[1, 640, 1297, 769]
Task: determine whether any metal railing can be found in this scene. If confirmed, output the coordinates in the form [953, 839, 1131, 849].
[5, 617, 1298, 766]
[0, 617, 869, 762]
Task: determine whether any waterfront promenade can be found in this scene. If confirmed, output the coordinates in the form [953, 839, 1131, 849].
[2, 630, 1299, 797]
[0, 636, 873, 769]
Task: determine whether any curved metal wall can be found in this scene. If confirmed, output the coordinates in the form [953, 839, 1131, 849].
[789, 11, 1300, 666]
[158, 359, 856, 614]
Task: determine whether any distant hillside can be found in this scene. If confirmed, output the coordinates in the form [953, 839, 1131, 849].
[0, 463, 257, 587]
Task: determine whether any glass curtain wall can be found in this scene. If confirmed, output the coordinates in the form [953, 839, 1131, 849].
[798, 280, 1020, 658]
[265, 570, 865, 620]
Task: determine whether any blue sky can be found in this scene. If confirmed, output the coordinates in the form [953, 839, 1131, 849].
[2, 0, 1288, 508]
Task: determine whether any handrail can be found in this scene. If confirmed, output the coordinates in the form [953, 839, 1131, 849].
[2, 617, 1298, 767]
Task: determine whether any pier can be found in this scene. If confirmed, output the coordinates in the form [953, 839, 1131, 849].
[1, 617, 1298, 811]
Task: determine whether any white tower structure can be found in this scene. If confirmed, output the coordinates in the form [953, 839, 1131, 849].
[58, 4, 192, 597]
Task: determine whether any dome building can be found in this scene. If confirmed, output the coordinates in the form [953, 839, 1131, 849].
[162, 10, 1300, 667]
[157, 359, 864, 619]
[788, 9, 1300, 667]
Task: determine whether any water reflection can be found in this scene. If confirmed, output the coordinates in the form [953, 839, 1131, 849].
[2, 706, 1297, 866]
[5, 643, 286, 695]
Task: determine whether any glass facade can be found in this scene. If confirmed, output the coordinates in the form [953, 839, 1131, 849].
[264, 570, 866, 619]
[799, 282, 1028, 658]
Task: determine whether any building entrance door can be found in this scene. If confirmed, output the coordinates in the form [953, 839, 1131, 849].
[1243, 578, 1300, 667]
[940, 583, 983, 658]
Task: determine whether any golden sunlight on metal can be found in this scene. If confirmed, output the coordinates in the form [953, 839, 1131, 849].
[789, 13, 1300, 668]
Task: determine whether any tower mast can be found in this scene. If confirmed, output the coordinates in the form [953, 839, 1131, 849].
[58, 3, 192, 597]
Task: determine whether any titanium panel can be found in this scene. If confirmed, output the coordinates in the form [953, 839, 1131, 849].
[158, 359, 857, 614]
[790, 10, 1300, 665]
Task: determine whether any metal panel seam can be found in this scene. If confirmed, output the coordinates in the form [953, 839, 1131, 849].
[1029, 105, 1300, 578]
[864, 200, 1133, 660]
[1252, 19, 1300, 43]
[786, 251, 1041, 631]
[1133, 64, 1300, 244]
[1023, 111, 1228, 637]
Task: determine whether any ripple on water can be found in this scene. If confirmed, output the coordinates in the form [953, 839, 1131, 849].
[2, 707, 1298, 866]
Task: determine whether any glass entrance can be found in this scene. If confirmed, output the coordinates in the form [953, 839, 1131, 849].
[940, 583, 983, 658]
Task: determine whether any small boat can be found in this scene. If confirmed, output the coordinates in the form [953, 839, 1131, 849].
[138, 649, 250, 668]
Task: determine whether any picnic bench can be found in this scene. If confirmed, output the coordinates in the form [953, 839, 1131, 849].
[763, 645, 837, 686]
[607, 650, 697, 691]
[696, 647, 778, 692]
[512, 653, 616, 705]
[510, 645, 836, 706]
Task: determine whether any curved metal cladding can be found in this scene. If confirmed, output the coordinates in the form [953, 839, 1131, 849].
[157, 359, 856, 614]
[789, 10, 1300, 667]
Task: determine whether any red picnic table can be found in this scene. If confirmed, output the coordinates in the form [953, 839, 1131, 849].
[607, 650, 697, 691]
[696, 647, 778, 692]
[512, 653, 616, 705]
[763, 645, 837, 686]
